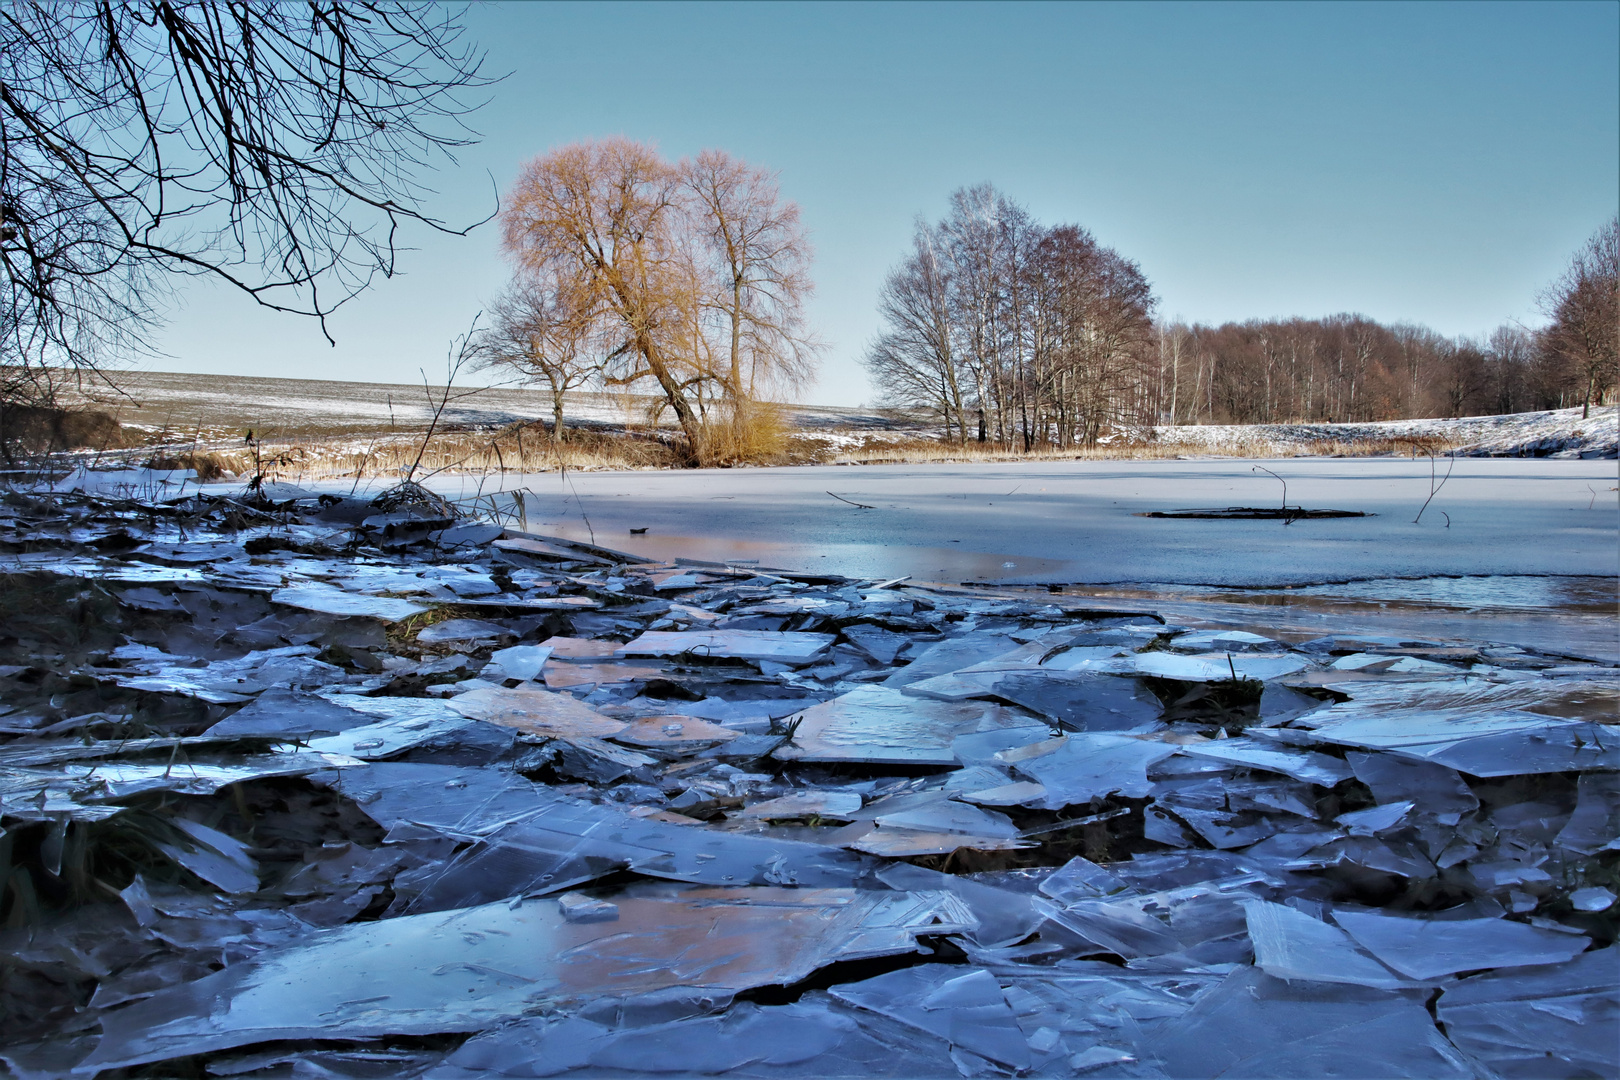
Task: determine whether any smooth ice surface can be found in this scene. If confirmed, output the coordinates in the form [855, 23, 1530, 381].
[79, 886, 973, 1071]
[472, 458, 1619, 586]
[1331, 909, 1592, 980]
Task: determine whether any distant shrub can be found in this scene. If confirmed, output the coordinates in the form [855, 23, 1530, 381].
[0, 405, 129, 460]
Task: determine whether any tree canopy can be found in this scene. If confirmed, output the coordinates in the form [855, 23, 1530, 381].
[1, 1, 491, 407]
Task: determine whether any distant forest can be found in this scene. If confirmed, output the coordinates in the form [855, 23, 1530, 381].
[865, 186, 1618, 445]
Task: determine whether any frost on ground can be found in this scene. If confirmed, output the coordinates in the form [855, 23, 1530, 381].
[1150, 405, 1618, 460]
[0, 480, 1614, 1079]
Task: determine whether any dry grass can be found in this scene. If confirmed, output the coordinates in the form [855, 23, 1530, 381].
[800, 433, 1471, 465]
[88, 417, 1474, 485]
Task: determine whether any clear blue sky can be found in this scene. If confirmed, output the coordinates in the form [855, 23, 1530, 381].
[151, 1, 1620, 408]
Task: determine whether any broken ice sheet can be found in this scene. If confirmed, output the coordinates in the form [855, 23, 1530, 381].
[1243, 900, 1417, 989]
[1033, 882, 1252, 962]
[270, 581, 430, 622]
[1556, 771, 1620, 855]
[156, 819, 260, 895]
[868, 789, 1021, 838]
[882, 631, 1021, 687]
[1436, 947, 1619, 1079]
[612, 716, 739, 750]
[300, 712, 481, 761]
[434, 996, 960, 1080]
[1347, 751, 1478, 824]
[841, 624, 909, 665]
[1334, 800, 1415, 836]
[988, 671, 1163, 732]
[32, 751, 360, 802]
[326, 763, 561, 838]
[206, 688, 374, 740]
[1147, 966, 1472, 1080]
[481, 644, 553, 683]
[617, 629, 835, 664]
[109, 644, 344, 703]
[841, 824, 1035, 857]
[1170, 629, 1282, 652]
[1129, 651, 1310, 682]
[736, 790, 864, 822]
[998, 733, 1178, 809]
[774, 686, 1035, 767]
[78, 885, 974, 1072]
[1176, 738, 1354, 786]
[447, 685, 627, 740]
[828, 965, 1032, 1071]
[1301, 705, 1620, 776]
[416, 617, 511, 644]
[1330, 908, 1591, 980]
[542, 659, 666, 690]
[876, 862, 1043, 950]
[407, 797, 873, 911]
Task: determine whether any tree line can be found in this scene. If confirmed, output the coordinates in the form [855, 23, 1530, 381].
[1, 0, 1611, 466]
[865, 190, 1618, 442]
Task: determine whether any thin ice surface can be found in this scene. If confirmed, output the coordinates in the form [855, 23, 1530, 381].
[1330, 909, 1591, 980]
[774, 686, 1034, 766]
[79, 886, 973, 1071]
[617, 630, 835, 664]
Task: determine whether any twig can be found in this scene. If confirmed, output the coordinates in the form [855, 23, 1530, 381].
[826, 491, 874, 509]
[1413, 450, 1455, 524]
[1251, 465, 1287, 510]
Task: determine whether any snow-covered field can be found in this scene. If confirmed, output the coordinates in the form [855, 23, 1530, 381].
[61, 370, 1617, 462]
[67, 369, 899, 437]
[1148, 406, 1617, 459]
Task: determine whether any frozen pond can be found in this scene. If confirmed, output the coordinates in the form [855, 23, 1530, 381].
[419, 458, 1618, 587]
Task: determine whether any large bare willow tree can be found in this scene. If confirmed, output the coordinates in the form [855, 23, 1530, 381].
[497, 138, 816, 465]
[0, 1, 491, 409]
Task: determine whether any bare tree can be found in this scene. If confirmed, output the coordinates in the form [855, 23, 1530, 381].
[481, 274, 601, 443]
[865, 188, 1155, 449]
[865, 222, 968, 442]
[683, 150, 816, 411]
[1540, 216, 1619, 418]
[501, 139, 817, 465]
[0, 2, 492, 406]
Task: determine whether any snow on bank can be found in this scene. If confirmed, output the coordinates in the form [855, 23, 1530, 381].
[1153, 406, 1617, 459]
